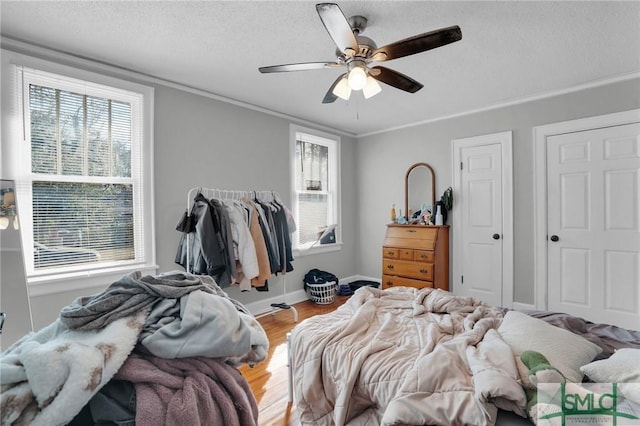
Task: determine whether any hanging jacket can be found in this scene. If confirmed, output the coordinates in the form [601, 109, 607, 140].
[256, 200, 281, 273]
[210, 199, 239, 284]
[272, 201, 294, 273]
[255, 203, 280, 275]
[242, 198, 272, 287]
[222, 200, 259, 291]
[175, 193, 231, 286]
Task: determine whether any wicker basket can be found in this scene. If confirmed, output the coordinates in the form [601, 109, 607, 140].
[306, 280, 338, 304]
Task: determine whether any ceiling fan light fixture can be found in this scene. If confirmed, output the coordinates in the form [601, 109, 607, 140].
[347, 65, 367, 91]
[332, 76, 352, 100]
[258, 3, 462, 104]
[363, 76, 382, 99]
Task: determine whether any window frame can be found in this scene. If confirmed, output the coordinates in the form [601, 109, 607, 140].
[4, 52, 157, 296]
[289, 124, 342, 256]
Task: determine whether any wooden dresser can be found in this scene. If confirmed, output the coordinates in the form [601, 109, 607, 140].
[382, 224, 449, 291]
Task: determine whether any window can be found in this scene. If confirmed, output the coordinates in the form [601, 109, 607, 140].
[290, 125, 341, 253]
[12, 64, 155, 292]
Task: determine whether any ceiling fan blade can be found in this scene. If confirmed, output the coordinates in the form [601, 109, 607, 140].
[370, 66, 424, 93]
[372, 25, 462, 62]
[322, 74, 346, 104]
[316, 3, 359, 55]
[259, 62, 341, 73]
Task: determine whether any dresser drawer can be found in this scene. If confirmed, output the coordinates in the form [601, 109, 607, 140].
[382, 274, 433, 290]
[386, 225, 438, 241]
[414, 250, 434, 263]
[399, 249, 414, 261]
[383, 246, 400, 259]
[384, 226, 437, 250]
[383, 259, 434, 281]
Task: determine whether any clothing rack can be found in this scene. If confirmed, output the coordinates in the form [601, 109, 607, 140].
[185, 187, 298, 323]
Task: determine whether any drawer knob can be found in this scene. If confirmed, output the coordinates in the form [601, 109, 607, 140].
[386, 281, 394, 287]
[420, 254, 427, 259]
[387, 251, 395, 256]
[387, 264, 394, 270]
[420, 268, 428, 274]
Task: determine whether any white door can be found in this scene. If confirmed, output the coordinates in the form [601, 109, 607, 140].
[452, 132, 513, 307]
[546, 123, 640, 330]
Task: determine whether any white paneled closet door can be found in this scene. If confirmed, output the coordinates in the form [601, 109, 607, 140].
[546, 123, 640, 330]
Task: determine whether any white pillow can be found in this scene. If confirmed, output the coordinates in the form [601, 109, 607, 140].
[498, 310, 602, 383]
[580, 348, 640, 383]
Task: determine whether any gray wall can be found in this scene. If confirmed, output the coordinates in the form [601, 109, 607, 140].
[153, 85, 358, 304]
[355, 78, 640, 305]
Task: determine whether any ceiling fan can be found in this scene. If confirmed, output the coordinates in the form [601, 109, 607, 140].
[258, 3, 462, 103]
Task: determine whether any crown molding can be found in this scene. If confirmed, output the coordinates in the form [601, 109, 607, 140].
[1, 35, 357, 139]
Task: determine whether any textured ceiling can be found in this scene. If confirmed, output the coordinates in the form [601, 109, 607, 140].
[1, 1, 639, 136]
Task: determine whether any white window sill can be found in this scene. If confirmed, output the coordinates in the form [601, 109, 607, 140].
[293, 241, 343, 258]
[27, 263, 158, 296]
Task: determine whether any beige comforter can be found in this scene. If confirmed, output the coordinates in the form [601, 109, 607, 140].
[291, 286, 528, 426]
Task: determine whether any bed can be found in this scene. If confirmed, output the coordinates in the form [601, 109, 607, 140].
[289, 286, 640, 426]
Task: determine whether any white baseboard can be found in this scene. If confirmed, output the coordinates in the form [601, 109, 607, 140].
[512, 302, 537, 311]
[342, 274, 381, 284]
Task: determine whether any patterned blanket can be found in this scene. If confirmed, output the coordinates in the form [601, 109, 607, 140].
[1, 311, 147, 426]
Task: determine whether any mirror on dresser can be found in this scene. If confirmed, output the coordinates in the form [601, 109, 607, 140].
[404, 162, 436, 222]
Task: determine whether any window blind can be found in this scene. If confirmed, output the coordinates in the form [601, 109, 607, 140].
[21, 67, 145, 274]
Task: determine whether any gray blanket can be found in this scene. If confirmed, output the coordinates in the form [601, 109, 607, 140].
[139, 289, 268, 365]
[60, 271, 220, 330]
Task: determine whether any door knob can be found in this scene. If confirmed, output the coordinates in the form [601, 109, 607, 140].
[492, 233, 500, 240]
[550, 235, 559, 242]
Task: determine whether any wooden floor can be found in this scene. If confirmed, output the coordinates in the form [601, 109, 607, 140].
[239, 296, 350, 426]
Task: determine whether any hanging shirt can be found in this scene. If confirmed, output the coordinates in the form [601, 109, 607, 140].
[242, 198, 272, 287]
[223, 200, 259, 291]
